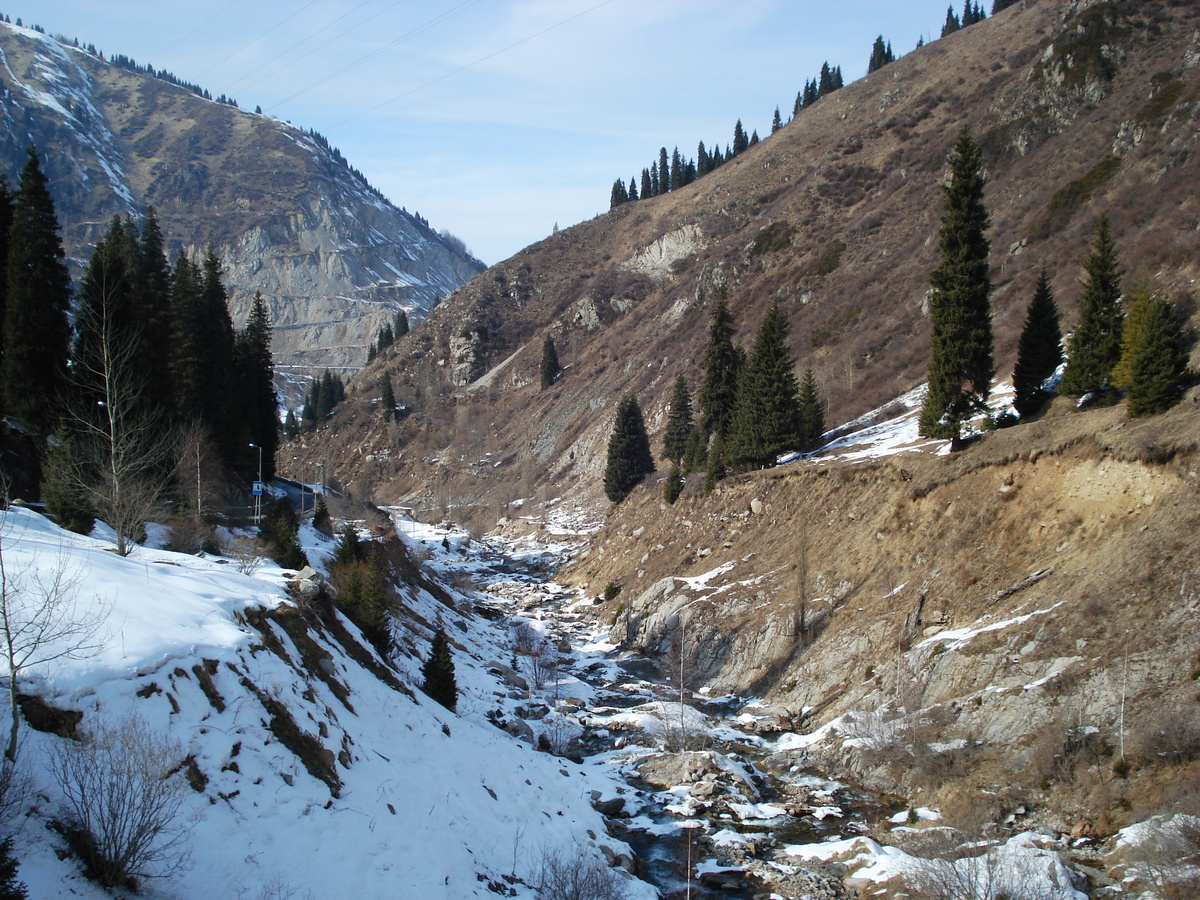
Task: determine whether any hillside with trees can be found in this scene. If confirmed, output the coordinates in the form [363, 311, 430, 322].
[287, 0, 1200, 525]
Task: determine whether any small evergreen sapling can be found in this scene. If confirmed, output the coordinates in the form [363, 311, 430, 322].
[422, 627, 457, 712]
[1012, 268, 1063, 418]
[540, 336, 560, 389]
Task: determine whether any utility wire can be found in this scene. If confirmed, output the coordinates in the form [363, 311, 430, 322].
[193, 0, 325, 79]
[155, 0, 243, 59]
[327, 0, 618, 128]
[221, 0, 396, 96]
[269, 0, 484, 112]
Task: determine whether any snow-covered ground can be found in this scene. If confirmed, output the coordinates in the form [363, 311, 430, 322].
[0, 506, 650, 899]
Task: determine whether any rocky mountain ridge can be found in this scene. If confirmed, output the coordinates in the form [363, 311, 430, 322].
[0, 21, 484, 389]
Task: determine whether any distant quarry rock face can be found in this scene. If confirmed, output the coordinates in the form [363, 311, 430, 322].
[0, 22, 484, 387]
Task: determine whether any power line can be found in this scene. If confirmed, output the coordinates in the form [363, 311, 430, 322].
[268, 0, 484, 113]
[155, 0, 243, 59]
[193, 0, 325, 80]
[221, 0, 396, 97]
[327, 0, 619, 128]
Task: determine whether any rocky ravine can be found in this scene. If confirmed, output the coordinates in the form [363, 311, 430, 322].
[564, 393, 1200, 853]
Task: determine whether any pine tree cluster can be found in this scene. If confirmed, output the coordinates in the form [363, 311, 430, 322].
[295, 371, 346, 433]
[366, 309, 409, 361]
[0, 148, 277, 518]
[868, 36, 896, 74]
[610, 58, 851, 209]
[942, 1, 987, 36]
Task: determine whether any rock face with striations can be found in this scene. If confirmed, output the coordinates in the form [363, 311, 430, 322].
[0, 21, 484, 389]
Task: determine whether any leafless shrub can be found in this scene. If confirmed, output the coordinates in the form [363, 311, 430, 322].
[1118, 815, 1200, 900]
[224, 534, 267, 576]
[529, 646, 558, 692]
[534, 843, 627, 900]
[513, 621, 542, 656]
[843, 701, 904, 752]
[49, 714, 193, 888]
[1136, 711, 1200, 766]
[909, 829, 1069, 900]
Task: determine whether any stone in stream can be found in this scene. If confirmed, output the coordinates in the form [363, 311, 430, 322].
[698, 869, 744, 891]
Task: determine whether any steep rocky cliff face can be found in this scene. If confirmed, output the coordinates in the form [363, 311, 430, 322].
[295, 0, 1200, 518]
[0, 22, 484, 386]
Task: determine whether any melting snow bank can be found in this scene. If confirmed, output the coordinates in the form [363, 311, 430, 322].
[0, 507, 650, 900]
[785, 832, 1086, 898]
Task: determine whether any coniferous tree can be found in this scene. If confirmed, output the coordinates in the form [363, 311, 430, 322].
[726, 301, 803, 468]
[699, 295, 741, 438]
[697, 143, 710, 175]
[332, 523, 365, 567]
[942, 6, 961, 35]
[797, 367, 826, 451]
[732, 120, 749, 155]
[133, 207, 173, 414]
[649, 164, 659, 197]
[1058, 216, 1123, 397]
[1012, 268, 1063, 418]
[663, 463, 683, 505]
[670, 149, 683, 191]
[818, 62, 834, 97]
[830, 67, 844, 91]
[627, 176, 638, 202]
[0, 840, 27, 900]
[169, 252, 206, 422]
[682, 426, 707, 474]
[1125, 293, 1189, 418]
[0, 175, 13, 415]
[659, 148, 670, 191]
[283, 408, 299, 439]
[380, 374, 396, 420]
[640, 168, 652, 199]
[802, 79, 818, 107]
[771, 107, 783, 133]
[918, 127, 994, 440]
[869, 36, 896, 73]
[3, 147, 71, 432]
[1111, 284, 1157, 393]
[609, 179, 628, 209]
[662, 375, 694, 463]
[603, 395, 654, 503]
[235, 292, 276, 481]
[540, 335, 560, 389]
[703, 431, 726, 492]
[749, 130, 760, 146]
[992, 0, 1017, 12]
[422, 626, 457, 712]
[312, 494, 331, 535]
[394, 309, 409, 338]
[793, 91, 804, 118]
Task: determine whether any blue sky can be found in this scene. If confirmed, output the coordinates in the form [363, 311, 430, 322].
[28, 1, 956, 264]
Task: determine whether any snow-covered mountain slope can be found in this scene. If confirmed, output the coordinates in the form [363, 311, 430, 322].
[0, 506, 640, 899]
[0, 21, 484, 382]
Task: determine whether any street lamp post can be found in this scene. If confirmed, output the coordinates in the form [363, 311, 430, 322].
[249, 443, 263, 525]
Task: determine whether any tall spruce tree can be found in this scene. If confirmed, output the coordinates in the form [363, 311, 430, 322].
[662, 375, 694, 463]
[772, 107, 783, 133]
[133, 207, 174, 415]
[1124, 293, 1189, 418]
[422, 626, 458, 712]
[540, 335, 560, 389]
[1112, 284, 1157, 393]
[1058, 216, 1123, 397]
[1012, 268, 1063, 418]
[3, 147, 71, 432]
[726, 301, 803, 468]
[169, 252, 207, 423]
[603, 395, 654, 503]
[394, 308, 409, 338]
[699, 295, 741, 437]
[0, 175, 12, 413]
[797, 367, 826, 451]
[234, 293, 277, 481]
[918, 127, 994, 440]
